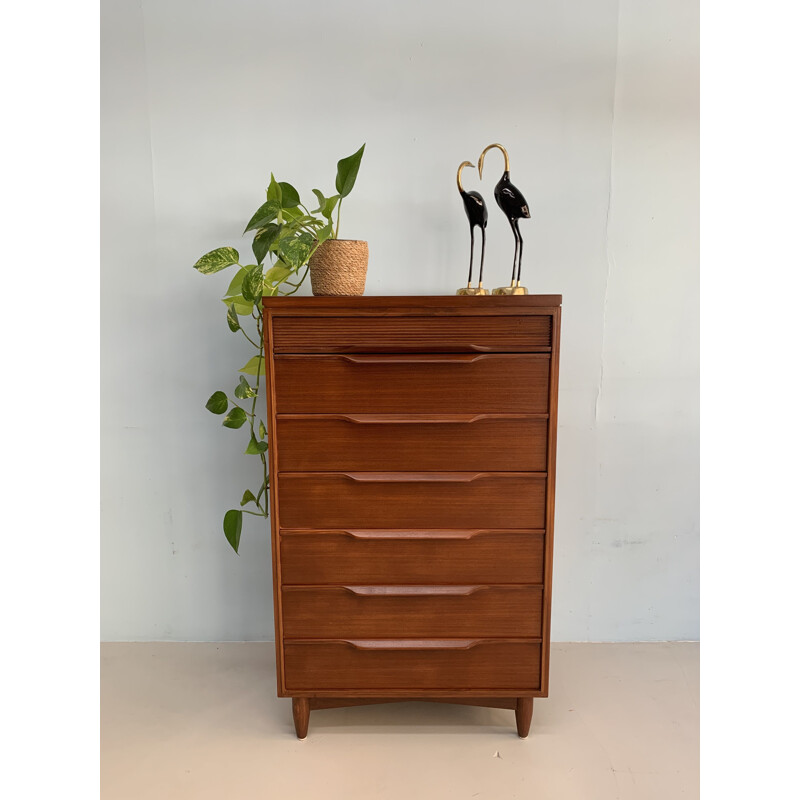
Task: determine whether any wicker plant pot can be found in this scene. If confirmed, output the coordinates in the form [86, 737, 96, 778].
[309, 239, 369, 296]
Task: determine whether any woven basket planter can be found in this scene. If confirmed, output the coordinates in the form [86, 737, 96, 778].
[309, 239, 369, 296]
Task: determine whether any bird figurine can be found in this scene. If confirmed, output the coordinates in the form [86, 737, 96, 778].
[455, 160, 489, 296]
[477, 142, 531, 295]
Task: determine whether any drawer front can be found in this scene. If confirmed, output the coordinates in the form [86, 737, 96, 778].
[280, 529, 545, 585]
[283, 639, 542, 691]
[274, 354, 550, 414]
[282, 585, 543, 639]
[278, 472, 547, 529]
[276, 414, 547, 472]
[272, 315, 552, 353]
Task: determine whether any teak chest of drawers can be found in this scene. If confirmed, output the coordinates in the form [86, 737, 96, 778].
[261, 295, 561, 738]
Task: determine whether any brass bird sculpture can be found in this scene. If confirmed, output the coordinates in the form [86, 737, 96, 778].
[478, 143, 530, 295]
[456, 160, 489, 296]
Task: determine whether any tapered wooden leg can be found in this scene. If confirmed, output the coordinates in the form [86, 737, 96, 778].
[515, 697, 533, 738]
[292, 697, 310, 739]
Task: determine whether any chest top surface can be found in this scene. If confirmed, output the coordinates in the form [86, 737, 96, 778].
[262, 295, 562, 314]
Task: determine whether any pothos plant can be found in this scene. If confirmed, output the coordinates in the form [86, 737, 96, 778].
[193, 143, 366, 553]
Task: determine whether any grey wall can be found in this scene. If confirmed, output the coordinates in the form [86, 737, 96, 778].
[101, 0, 698, 641]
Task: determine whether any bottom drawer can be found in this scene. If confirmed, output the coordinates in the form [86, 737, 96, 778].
[283, 639, 542, 691]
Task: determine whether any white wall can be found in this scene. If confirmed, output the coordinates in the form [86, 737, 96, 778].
[101, 0, 698, 641]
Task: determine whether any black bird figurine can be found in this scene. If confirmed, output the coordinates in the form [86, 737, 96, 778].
[456, 160, 489, 296]
[478, 142, 530, 295]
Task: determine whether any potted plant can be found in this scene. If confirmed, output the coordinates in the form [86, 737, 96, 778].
[192, 144, 366, 552]
[307, 143, 368, 296]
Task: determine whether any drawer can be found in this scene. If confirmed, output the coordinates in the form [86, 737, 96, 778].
[283, 639, 542, 691]
[282, 584, 543, 639]
[273, 354, 550, 414]
[271, 315, 552, 353]
[276, 414, 547, 471]
[278, 472, 547, 529]
[280, 529, 545, 585]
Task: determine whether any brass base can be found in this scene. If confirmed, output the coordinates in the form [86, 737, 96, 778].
[492, 285, 529, 296]
[456, 285, 490, 296]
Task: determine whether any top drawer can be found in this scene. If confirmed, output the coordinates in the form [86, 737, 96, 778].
[271, 315, 552, 353]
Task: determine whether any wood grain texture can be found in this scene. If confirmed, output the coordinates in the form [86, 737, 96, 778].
[281, 584, 543, 638]
[276, 414, 548, 472]
[272, 315, 552, 353]
[283, 640, 542, 691]
[277, 472, 547, 529]
[263, 295, 562, 315]
[307, 696, 519, 710]
[279, 529, 545, 585]
[262, 310, 285, 695]
[274, 354, 550, 414]
[540, 306, 561, 698]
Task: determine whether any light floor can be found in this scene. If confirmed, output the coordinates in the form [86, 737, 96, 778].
[101, 642, 698, 799]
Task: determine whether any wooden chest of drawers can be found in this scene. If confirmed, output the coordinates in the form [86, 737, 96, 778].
[261, 295, 561, 737]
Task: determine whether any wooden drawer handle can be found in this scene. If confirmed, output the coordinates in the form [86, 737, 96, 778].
[341, 413, 492, 424]
[342, 585, 489, 597]
[280, 529, 545, 540]
[344, 639, 486, 651]
[340, 354, 488, 365]
[341, 472, 491, 484]
[300, 413, 535, 425]
[337, 529, 524, 540]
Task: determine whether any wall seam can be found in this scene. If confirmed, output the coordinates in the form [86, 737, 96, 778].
[596, 0, 621, 428]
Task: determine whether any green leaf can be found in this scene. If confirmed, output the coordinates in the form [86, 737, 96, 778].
[244, 200, 280, 233]
[205, 391, 228, 414]
[223, 509, 242, 553]
[240, 490, 257, 507]
[222, 295, 254, 316]
[226, 304, 240, 332]
[259, 420, 267, 439]
[310, 190, 340, 220]
[267, 173, 282, 204]
[252, 224, 281, 264]
[265, 263, 292, 285]
[193, 247, 239, 275]
[222, 407, 247, 429]
[278, 182, 300, 208]
[278, 237, 312, 270]
[322, 195, 340, 220]
[311, 189, 326, 212]
[241, 264, 263, 302]
[280, 206, 304, 222]
[225, 267, 248, 297]
[270, 225, 293, 250]
[239, 355, 265, 376]
[316, 222, 333, 244]
[335, 143, 365, 198]
[234, 375, 257, 400]
[245, 433, 269, 455]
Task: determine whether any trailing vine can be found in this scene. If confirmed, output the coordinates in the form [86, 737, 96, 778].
[193, 145, 365, 552]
